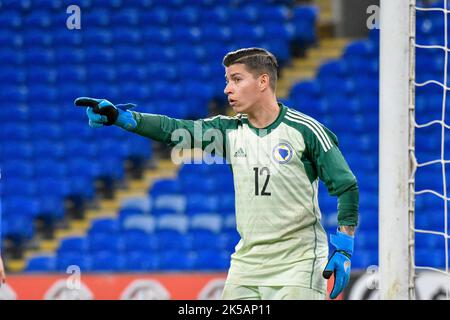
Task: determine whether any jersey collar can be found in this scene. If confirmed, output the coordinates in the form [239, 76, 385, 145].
[243, 103, 287, 137]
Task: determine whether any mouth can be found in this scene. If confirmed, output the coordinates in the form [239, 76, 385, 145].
[228, 99, 237, 107]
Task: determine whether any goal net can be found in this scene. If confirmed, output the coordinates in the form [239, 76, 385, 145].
[380, 0, 450, 299]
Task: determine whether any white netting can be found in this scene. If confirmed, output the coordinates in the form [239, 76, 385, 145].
[413, 0, 450, 299]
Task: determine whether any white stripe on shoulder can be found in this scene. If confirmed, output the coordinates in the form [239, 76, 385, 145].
[286, 110, 332, 150]
[203, 115, 237, 122]
[285, 115, 331, 152]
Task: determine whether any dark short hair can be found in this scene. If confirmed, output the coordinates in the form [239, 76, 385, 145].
[223, 47, 279, 92]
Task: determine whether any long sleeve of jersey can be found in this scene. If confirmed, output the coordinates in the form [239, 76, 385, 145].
[303, 123, 359, 227]
[129, 111, 239, 158]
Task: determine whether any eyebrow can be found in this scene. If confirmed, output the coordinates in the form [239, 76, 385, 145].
[225, 73, 243, 79]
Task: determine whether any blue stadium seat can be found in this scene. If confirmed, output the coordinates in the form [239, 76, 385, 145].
[150, 179, 182, 196]
[0, 66, 24, 84]
[116, 64, 146, 81]
[142, 28, 172, 45]
[120, 196, 151, 213]
[2, 178, 36, 197]
[355, 231, 378, 250]
[36, 195, 66, 221]
[58, 236, 89, 255]
[2, 196, 40, 218]
[0, 47, 21, 66]
[23, 10, 52, 28]
[30, 0, 62, 9]
[199, 6, 229, 24]
[185, 194, 219, 214]
[25, 255, 56, 272]
[111, 9, 141, 27]
[318, 60, 349, 79]
[24, 48, 54, 65]
[89, 218, 120, 235]
[28, 105, 61, 122]
[151, 194, 186, 213]
[88, 233, 123, 253]
[222, 214, 237, 232]
[0, 85, 26, 103]
[220, 230, 240, 253]
[170, 7, 200, 25]
[416, 249, 445, 268]
[122, 230, 159, 251]
[64, 139, 98, 159]
[122, 214, 156, 233]
[193, 249, 230, 270]
[346, 40, 378, 58]
[144, 7, 170, 25]
[32, 140, 65, 159]
[125, 251, 160, 271]
[66, 176, 95, 199]
[264, 23, 293, 42]
[292, 5, 318, 45]
[159, 250, 194, 271]
[415, 232, 445, 249]
[0, 10, 21, 29]
[229, 8, 259, 24]
[190, 213, 222, 233]
[2, 215, 35, 240]
[126, 0, 153, 8]
[55, 48, 85, 64]
[157, 214, 189, 233]
[357, 211, 378, 231]
[29, 122, 61, 140]
[231, 24, 264, 42]
[66, 158, 101, 180]
[35, 177, 71, 198]
[82, 9, 110, 27]
[259, 6, 289, 22]
[2, 160, 34, 179]
[351, 250, 378, 269]
[115, 46, 144, 64]
[180, 175, 218, 193]
[90, 252, 126, 272]
[189, 230, 222, 250]
[0, 32, 21, 50]
[218, 193, 235, 214]
[155, 230, 192, 251]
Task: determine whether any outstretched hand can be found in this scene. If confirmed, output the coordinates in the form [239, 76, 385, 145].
[74, 97, 137, 130]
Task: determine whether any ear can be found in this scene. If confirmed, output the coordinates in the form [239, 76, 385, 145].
[259, 74, 270, 92]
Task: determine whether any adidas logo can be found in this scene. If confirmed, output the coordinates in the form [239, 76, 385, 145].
[234, 147, 247, 158]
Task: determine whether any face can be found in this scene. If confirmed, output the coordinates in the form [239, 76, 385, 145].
[224, 63, 264, 114]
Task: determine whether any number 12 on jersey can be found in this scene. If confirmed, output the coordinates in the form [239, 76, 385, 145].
[254, 167, 271, 196]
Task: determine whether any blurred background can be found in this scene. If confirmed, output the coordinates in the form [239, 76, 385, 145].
[0, 0, 446, 299]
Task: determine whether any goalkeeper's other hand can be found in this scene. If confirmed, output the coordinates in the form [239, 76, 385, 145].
[74, 97, 137, 130]
[322, 230, 354, 299]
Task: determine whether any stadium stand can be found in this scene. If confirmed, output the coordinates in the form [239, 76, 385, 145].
[8, 0, 442, 274]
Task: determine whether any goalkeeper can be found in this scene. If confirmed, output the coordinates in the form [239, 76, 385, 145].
[75, 48, 358, 300]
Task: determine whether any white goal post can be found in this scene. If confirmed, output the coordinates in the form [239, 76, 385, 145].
[379, 0, 416, 300]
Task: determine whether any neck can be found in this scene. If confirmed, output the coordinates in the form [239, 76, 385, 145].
[246, 98, 280, 129]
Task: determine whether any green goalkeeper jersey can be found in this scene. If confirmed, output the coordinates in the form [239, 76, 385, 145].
[129, 103, 359, 289]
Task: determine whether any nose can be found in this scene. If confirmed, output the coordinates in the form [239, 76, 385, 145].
[224, 82, 233, 95]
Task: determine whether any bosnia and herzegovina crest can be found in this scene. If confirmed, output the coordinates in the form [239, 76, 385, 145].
[272, 142, 294, 164]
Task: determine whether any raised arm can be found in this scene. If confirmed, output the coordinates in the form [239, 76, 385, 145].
[74, 97, 235, 157]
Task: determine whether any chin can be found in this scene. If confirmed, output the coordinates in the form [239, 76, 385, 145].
[232, 104, 249, 114]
